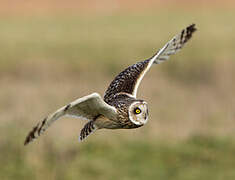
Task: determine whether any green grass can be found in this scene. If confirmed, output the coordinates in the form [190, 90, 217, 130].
[1, 131, 235, 180]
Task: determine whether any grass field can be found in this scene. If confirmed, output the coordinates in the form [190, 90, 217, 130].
[0, 6, 235, 180]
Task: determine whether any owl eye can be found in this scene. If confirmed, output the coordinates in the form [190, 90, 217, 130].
[134, 107, 141, 114]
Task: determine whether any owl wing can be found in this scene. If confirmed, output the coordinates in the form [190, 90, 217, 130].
[104, 24, 196, 103]
[24, 93, 117, 145]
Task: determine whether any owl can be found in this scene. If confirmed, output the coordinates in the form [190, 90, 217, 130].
[24, 24, 196, 145]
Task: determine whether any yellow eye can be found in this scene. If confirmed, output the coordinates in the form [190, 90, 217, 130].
[134, 108, 141, 114]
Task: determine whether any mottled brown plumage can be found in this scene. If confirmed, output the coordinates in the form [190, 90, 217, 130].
[104, 60, 149, 104]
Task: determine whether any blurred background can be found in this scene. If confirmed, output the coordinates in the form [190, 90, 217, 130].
[0, 0, 235, 179]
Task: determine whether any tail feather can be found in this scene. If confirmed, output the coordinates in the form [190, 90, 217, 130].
[79, 121, 97, 142]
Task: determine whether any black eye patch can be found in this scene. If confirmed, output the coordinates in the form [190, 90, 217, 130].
[134, 107, 141, 114]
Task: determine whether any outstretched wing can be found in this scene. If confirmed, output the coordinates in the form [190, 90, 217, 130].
[104, 24, 196, 103]
[24, 93, 117, 145]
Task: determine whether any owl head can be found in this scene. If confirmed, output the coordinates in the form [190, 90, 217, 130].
[128, 100, 149, 126]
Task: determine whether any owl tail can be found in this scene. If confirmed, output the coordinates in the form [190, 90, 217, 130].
[79, 121, 97, 142]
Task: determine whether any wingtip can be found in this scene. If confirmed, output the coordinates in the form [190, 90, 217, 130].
[24, 133, 33, 146]
[78, 132, 86, 142]
[78, 136, 83, 142]
[188, 23, 197, 33]
[23, 125, 39, 146]
[24, 136, 32, 146]
[24, 141, 29, 146]
[181, 23, 197, 43]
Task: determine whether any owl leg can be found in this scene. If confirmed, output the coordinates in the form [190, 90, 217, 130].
[79, 121, 97, 142]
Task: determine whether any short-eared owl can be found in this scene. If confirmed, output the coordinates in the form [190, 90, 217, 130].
[24, 24, 196, 145]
